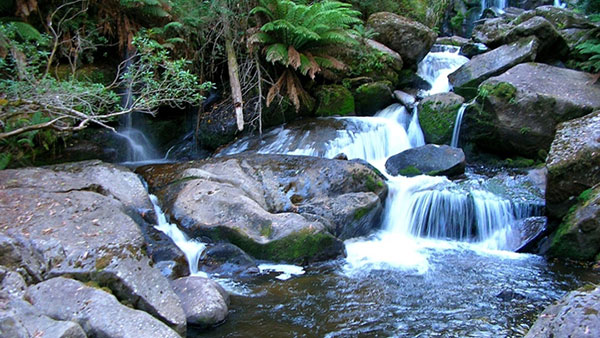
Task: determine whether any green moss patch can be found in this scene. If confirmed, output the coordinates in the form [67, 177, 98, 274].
[398, 165, 422, 176]
[314, 85, 355, 117]
[419, 101, 462, 144]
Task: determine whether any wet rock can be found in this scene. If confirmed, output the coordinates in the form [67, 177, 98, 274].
[385, 145, 466, 178]
[546, 111, 600, 220]
[525, 284, 600, 338]
[354, 81, 394, 116]
[367, 12, 437, 69]
[514, 216, 547, 253]
[465, 63, 600, 158]
[26, 277, 181, 338]
[197, 101, 241, 151]
[0, 162, 186, 334]
[200, 243, 258, 277]
[393, 90, 416, 109]
[418, 92, 465, 145]
[436, 36, 470, 47]
[314, 85, 355, 117]
[170, 277, 229, 328]
[138, 154, 388, 264]
[449, 36, 539, 99]
[459, 42, 489, 58]
[496, 289, 527, 301]
[548, 184, 600, 261]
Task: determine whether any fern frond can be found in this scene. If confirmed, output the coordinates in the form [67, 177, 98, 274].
[9, 22, 43, 41]
[287, 45, 301, 69]
[264, 43, 288, 65]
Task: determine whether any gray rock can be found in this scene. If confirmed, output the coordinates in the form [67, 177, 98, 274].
[525, 284, 600, 338]
[385, 145, 466, 178]
[472, 18, 512, 48]
[364, 38, 403, 71]
[0, 295, 86, 338]
[515, 5, 596, 30]
[0, 162, 186, 334]
[459, 42, 489, 58]
[367, 12, 437, 69]
[466, 63, 600, 158]
[504, 16, 568, 61]
[354, 81, 394, 116]
[436, 36, 470, 47]
[449, 36, 539, 99]
[546, 111, 600, 220]
[514, 216, 547, 253]
[138, 154, 388, 264]
[393, 90, 416, 109]
[201, 243, 258, 277]
[27, 277, 181, 338]
[0, 267, 27, 299]
[170, 277, 229, 328]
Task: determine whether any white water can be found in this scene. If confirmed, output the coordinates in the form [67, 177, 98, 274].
[417, 45, 469, 96]
[150, 194, 207, 277]
[450, 103, 468, 148]
[554, 0, 566, 8]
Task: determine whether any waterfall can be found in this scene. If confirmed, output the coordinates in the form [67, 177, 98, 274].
[450, 103, 468, 148]
[149, 194, 207, 276]
[481, 0, 508, 10]
[554, 0, 566, 8]
[408, 106, 426, 148]
[417, 45, 469, 96]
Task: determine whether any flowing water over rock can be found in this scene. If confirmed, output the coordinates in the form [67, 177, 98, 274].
[451, 103, 468, 147]
[417, 45, 469, 96]
[187, 42, 597, 337]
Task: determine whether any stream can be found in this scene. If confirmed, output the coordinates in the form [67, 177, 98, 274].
[147, 45, 600, 337]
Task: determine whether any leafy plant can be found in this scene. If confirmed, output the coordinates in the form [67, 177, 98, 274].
[573, 39, 600, 74]
[249, 0, 361, 111]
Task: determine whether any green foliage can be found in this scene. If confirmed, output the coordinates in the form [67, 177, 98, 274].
[250, 0, 361, 110]
[573, 38, 600, 73]
[450, 12, 464, 31]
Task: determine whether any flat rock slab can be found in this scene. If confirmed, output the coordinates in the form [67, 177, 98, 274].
[525, 284, 600, 338]
[385, 144, 466, 178]
[26, 277, 181, 338]
[449, 36, 539, 99]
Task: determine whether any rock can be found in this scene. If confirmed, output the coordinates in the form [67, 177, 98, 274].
[200, 243, 258, 277]
[472, 18, 512, 48]
[465, 63, 600, 158]
[0, 162, 186, 334]
[26, 277, 181, 338]
[367, 12, 437, 69]
[0, 289, 87, 338]
[354, 81, 394, 116]
[385, 145, 466, 178]
[515, 5, 596, 30]
[197, 101, 240, 151]
[459, 42, 489, 58]
[393, 90, 416, 109]
[504, 16, 568, 61]
[0, 266, 27, 299]
[364, 38, 404, 71]
[418, 92, 465, 145]
[449, 36, 539, 99]
[170, 277, 229, 328]
[436, 36, 470, 47]
[510, 1, 553, 10]
[314, 85, 355, 117]
[514, 216, 547, 253]
[548, 184, 600, 261]
[525, 284, 600, 338]
[138, 154, 388, 264]
[546, 111, 600, 220]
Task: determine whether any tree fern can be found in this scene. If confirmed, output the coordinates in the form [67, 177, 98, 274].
[250, 0, 361, 110]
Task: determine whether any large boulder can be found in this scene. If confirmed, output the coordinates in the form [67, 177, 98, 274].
[546, 111, 600, 220]
[385, 145, 466, 178]
[548, 184, 600, 260]
[463, 63, 600, 158]
[137, 154, 387, 264]
[0, 161, 186, 334]
[449, 36, 539, 99]
[472, 18, 513, 48]
[26, 277, 181, 338]
[515, 5, 596, 30]
[525, 284, 600, 338]
[367, 12, 437, 69]
[418, 92, 465, 145]
[504, 16, 568, 61]
[354, 81, 394, 116]
[170, 277, 229, 328]
[314, 84, 355, 117]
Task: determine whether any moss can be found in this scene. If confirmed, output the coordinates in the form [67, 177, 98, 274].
[480, 82, 517, 102]
[85, 280, 113, 294]
[418, 101, 462, 144]
[579, 284, 598, 293]
[505, 157, 536, 168]
[353, 207, 371, 221]
[259, 222, 273, 238]
[95, 255, 113, 271]
[353, 171, 385, 193]
[314, 85, 355, 117]
[398, 165, 422, 176]
[354, 81, 393, 115]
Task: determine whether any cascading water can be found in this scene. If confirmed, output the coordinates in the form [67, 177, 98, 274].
[417, 45, 469, 96]
[554, 0, 566, 8]
[149, 194, 207, 276]
[450, 103, 468, 147]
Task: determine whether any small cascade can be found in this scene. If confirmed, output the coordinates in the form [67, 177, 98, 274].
[417, 45, 469, 96]
[408, 106, 426, 148]
[554, 0, 566, 8]
[450, 103, 468, 148]
[149, 194, 207, 276]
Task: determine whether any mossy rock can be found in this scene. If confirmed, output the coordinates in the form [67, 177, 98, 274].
[418, 92, 465, 145]
[314, 85, 355, 117]
[354, 81, 393, 116]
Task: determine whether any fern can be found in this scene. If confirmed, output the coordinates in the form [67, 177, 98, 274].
[250, 0, 361, 111]
[574, 38, 600, 73]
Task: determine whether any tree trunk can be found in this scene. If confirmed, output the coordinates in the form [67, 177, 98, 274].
[223, 15, 244, 131]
